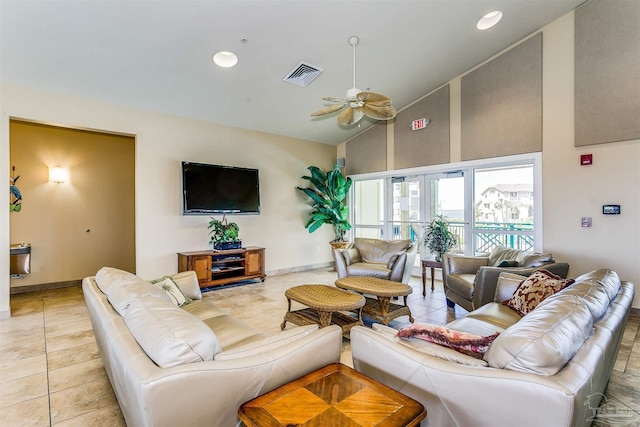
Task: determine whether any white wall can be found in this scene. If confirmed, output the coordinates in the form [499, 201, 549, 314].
[541, 13, 640, 307]
[1, 83, 337, 317]
[339, 11, 640, 309]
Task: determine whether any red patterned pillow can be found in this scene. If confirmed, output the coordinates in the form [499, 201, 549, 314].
[397, 323, 499, 357]
[503, 269, 575, 316]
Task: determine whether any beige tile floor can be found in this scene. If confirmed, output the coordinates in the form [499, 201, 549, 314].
[1, 268, 639, 426]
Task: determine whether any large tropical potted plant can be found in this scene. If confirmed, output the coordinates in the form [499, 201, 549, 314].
[422, 214, 457, 262]
[297, 165, 352, 246]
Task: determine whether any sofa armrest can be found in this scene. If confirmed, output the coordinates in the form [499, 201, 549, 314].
[388, 252, 408, 282]
[333, 248, 349, 278]
[474, 266, 540, 309]
[474, 262, 570, 308]
[442, 254, 490, 276]
[389, 244, 418, 284]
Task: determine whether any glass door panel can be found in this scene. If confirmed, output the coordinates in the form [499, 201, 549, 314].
[353, 179, 384, 239]
[391, 178, 422, 242]
[473, 164, 534, 254]
[428, 175, 465, 255]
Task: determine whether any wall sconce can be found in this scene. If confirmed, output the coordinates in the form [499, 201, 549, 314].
[49, 166, 69, 183]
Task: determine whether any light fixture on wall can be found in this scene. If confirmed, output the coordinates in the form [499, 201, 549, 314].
[49, 166, 69, 183]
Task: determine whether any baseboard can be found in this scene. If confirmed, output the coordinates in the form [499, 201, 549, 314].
[10, 279, 82, 294]
[631, 307, 640, 317]
[266, 262, 333, 277]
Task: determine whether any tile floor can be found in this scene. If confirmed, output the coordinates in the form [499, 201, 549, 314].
[1, 268, 639, 426]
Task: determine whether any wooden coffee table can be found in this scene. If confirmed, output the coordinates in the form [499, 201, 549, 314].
[238, 363, 426, 427]
[281, 285, 365, 336]
[335, 276, 414, 325]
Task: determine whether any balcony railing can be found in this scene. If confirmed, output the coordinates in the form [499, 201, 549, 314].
[383, 221, 534, 255]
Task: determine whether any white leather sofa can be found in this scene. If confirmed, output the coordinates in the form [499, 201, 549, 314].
[351, 269, 634, 427]
[83, 267, 342, 427]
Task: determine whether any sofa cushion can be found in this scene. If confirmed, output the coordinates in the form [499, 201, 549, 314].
[214, 324, 319, 360]
[545, 269, 621, 321]
[484, 294, 593, 375]
[150, 276, 192, 307]
[354, 238, 411, 264]
[342, 248, 362, 266]
[346, 262, 391, 279]
[123, 295, 221, 368]
[371, 324, 489, 367]
[574, 269, 621, 302]
[517, 252, 554, 268]
[107, 279, 172, 316]
[503, 269, 575, 316]
[166, 271, 202, 300]
[487, 246, 553, 268]
[397, 323, 499, 357]
[95, 266, 142, 294]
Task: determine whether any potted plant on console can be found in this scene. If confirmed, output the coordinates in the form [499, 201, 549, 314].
[297, 164, 352, 250]
[208, 215, 241, 250]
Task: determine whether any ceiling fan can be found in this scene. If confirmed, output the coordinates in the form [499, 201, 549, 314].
[311, 36, 396, 126]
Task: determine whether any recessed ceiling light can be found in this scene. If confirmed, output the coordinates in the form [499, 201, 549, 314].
[213, 51, 238, 68]
[477, 11, 503, 30]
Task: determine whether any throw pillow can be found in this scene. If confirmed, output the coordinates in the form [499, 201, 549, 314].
[151, 277, 192, 307]
[497, 260, 519, 267]
[397, 323, 499, 357]
[503, 269, 575, 316]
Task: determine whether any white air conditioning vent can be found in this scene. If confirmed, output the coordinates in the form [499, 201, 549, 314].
[283, 61, 323, 87]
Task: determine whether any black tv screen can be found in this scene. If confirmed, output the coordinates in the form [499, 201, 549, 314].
[182, 162, 260, 214]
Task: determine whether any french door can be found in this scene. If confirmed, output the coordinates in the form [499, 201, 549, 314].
[350, 156, 538, 258]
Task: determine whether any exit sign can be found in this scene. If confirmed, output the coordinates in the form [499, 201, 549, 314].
[411, 118, 429, 131]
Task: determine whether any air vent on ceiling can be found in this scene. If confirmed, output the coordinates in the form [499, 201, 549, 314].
[283, 61, 323, 87]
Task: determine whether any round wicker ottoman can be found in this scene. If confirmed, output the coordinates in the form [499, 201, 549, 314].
[281, 284, 365, 336]
[335, 276, 414, 325]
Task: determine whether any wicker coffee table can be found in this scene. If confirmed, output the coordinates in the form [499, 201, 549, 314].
[281, 285, 365, 336]
[335, 277, 414, 325]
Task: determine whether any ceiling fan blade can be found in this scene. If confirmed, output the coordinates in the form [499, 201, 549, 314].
[311, 103, 346, 117]
[322, 96, 348, 103]
[357, 91, 392, 104]
[338, 107, 365, 126]
[362, 102, 397, 120]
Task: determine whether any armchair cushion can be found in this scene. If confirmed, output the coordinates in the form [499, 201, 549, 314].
[342, 248, 361, 266]
[497, 260, 519, 267]
[354, 238, 411, 264]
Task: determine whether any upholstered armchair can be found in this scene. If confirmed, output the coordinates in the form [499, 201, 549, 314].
[333, 238, 418, 284]
[442, 246, 569, 311]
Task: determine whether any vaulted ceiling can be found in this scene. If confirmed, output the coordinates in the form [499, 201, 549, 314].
[0, 0, 585, 145]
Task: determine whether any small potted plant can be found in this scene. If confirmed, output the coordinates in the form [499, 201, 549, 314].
[208, 215, 241, 250]
[297, 164, 352, 249]
[422, 214, 457, 262]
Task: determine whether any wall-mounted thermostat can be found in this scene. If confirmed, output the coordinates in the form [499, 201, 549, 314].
[602, 205, 621, 215]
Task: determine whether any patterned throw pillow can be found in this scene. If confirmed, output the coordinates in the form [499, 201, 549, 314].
[397, 323, 499, 357]
[503, 269, 574, 316]
[151, 277, 192, 307]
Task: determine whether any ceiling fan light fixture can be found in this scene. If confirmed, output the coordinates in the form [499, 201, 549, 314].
[310, 36, 396, 126]
[477, 11, 503, 30]
[213, 51, 238, 68]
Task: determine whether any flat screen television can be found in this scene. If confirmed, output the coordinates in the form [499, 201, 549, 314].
[182, 162, 260, 215]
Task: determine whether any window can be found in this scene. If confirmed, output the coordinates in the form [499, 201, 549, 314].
[350, 154, 541, 256]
